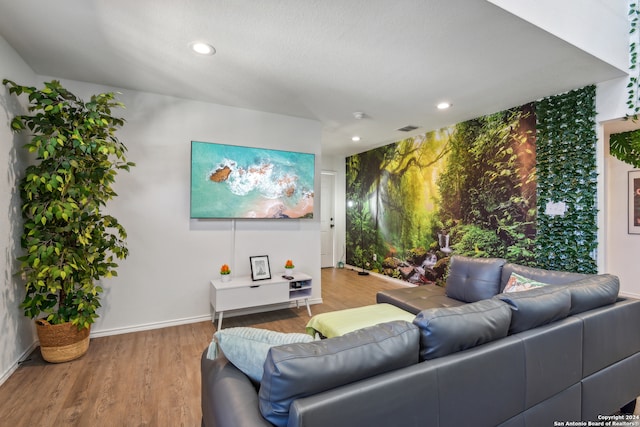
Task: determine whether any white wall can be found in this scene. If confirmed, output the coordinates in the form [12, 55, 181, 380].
[0, 35, 322, 385]
[36, 80, 324, 335]
[594, 0, 640, 298]
[488, 0, 629, 72]
[1, 71, 322, 360]
[604, 148, 640, 298]
[0, 36, 38, 383]
[597, 74, 640, 298]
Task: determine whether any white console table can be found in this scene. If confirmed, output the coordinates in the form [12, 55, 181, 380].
[210, 272, 312, 329]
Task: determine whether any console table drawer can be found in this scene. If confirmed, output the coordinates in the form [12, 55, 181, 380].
[215, 282, 288, 311]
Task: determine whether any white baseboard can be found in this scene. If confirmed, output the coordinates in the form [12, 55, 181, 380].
[0, 341, 38, 387]
[344, 264, 415, 287]
[620, 290, 640, 300]
[90, 314, 214, 338]
[90, 298, 324, 338]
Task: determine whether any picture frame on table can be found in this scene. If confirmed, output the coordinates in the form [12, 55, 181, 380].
[250, 255, 271, 281]
[629, 170, 640, 235]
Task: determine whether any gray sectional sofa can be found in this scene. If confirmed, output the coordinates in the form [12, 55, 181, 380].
[201, 256, 640, 427]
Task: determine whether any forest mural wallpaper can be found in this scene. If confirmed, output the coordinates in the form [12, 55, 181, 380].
[346, 104, 538, 285]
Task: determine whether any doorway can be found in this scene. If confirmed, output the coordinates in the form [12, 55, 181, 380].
[321, 172, 336, 268]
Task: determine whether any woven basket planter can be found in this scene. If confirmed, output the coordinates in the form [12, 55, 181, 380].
[35, 319, 91, 363]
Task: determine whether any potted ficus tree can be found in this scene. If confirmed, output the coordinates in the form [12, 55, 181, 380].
[3, 79, 134, 363]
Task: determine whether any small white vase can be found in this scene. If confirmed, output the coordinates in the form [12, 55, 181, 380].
[285, 268, 294, 276]
[220, 274, 231, 283]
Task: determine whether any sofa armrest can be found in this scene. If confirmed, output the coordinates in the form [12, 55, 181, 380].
[201, 350, 273, 427]
[574, 298, 640, 377]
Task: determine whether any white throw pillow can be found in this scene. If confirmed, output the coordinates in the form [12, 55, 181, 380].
[503, 272, 548, 293]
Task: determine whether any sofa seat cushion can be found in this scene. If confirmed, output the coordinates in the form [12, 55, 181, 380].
[258, 320, 420, 427]
[305, 303, 415, 338]
[376, 285, 465, 314]
[496, 285, 571, 334]
[445, 255, 507, 303]
[413, 298, 512, 361]
[561, 274, 619, 315]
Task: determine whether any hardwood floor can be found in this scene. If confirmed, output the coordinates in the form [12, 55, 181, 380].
[0, 267, 403, 427]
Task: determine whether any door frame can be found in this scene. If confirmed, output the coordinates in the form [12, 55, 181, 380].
[320, 171, 336, 268]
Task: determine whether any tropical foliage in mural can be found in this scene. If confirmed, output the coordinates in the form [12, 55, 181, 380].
[346, 104, 537, 284]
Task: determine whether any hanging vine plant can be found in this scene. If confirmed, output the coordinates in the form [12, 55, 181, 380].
[611, 2, 640, 168]
[627, 2, 640, 120]
[535, 85, 598, 274]
[610, 129, 640, 168]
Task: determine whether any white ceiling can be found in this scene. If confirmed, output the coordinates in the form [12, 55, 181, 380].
[0, 0, 627, 157]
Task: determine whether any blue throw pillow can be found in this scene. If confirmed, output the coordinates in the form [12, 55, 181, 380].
[207, 327, 315, 382]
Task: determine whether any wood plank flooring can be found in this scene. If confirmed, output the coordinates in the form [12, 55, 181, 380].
[0, 267, 403, 427]
[4, 268, 635, 426]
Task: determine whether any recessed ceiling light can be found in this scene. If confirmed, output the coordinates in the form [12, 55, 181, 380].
[190, 41, 216, 56]
[352, 136, 361, 142]
[437, 102, 452, 110]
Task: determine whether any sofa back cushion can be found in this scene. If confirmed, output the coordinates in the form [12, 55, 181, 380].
[258, 321, 419, 427]
[413, 299, 511, 361]
[500, 263, 588, 293]
[496, 285, 571, 334]
[561, 274, 619, 315]
[445, 255, 506, 302]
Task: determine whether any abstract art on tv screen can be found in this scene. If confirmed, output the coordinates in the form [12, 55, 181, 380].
[190, 141, 315, 219]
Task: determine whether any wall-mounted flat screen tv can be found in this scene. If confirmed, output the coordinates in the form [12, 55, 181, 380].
[190, 141, 315, 219]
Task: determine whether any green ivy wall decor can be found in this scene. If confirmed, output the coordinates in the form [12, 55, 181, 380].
[535, 85, 598, 274]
